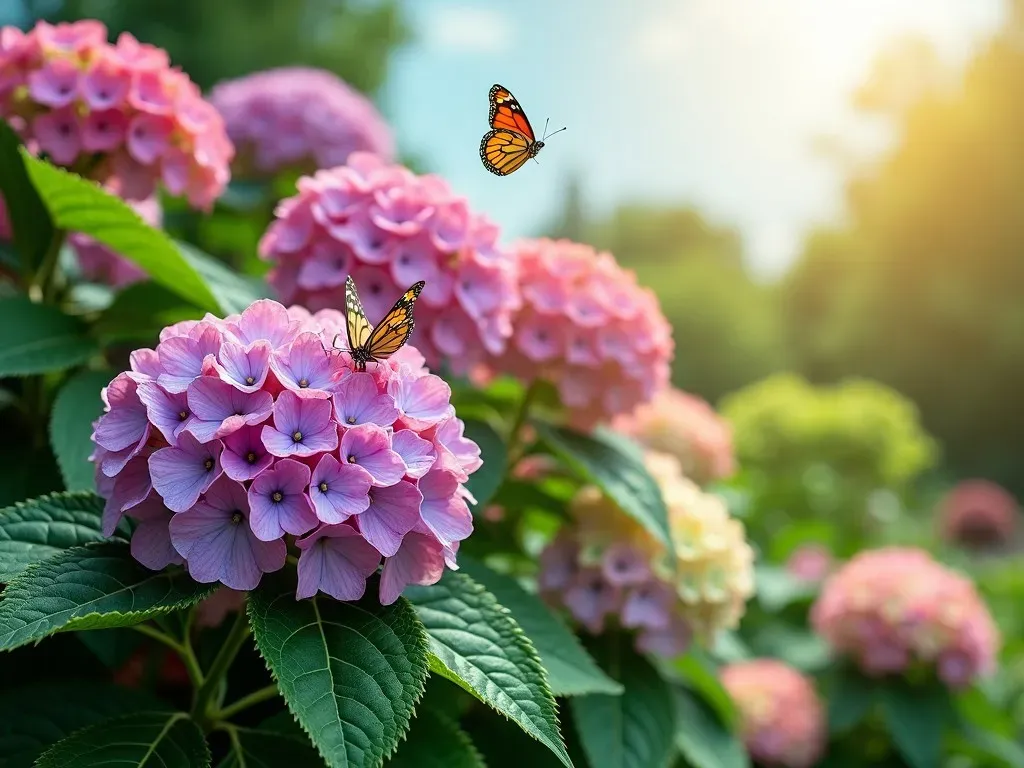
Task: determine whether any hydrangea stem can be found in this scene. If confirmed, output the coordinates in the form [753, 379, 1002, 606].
[29, 228, 66, 304]
[191, 610, 252, 726]
[506, 380, 540, 466]
[131, 622, 204, 689]
[213, 684, 280, 722]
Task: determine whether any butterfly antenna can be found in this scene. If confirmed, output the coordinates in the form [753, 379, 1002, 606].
[542, 117, 550, 140]
[544, 125, 567, 140]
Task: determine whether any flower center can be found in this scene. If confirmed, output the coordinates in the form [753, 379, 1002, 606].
[178, 410, 189, 421]
[271, 491, 283, 503]
[246, 451, 257, 464]
[346, 416, 356, 425]
[230, 511, 243, 525]
[318, 481, 329, 493]
[347, 454, 357, 463]
[292, 431, 303, 443]
[299, 378, 309, 388]
[245, 376, 255, 385]
[203, 458, 214, 471]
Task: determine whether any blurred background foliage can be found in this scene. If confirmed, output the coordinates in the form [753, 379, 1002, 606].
[11, 0, 1024, 496]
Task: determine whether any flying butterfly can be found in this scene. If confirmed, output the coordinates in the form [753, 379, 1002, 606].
[338, 275, 425, 371]
[479, 83, 565, 177]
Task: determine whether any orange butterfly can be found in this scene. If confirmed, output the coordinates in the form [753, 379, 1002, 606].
[479, 84, 565, 177]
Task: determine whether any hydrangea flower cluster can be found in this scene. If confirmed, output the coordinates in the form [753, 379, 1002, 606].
[538, 450, 754, 656]
[614, 387, 735, 485]
[785, 544, 834, 583]
[90, 299, 481, 604]
[0, 20, 232, 209]
[811, 547, 999, 688]
[209, 67, 394, 178]
[0, 193, 158, 288]
[259, 153, 519, 375]
[938, 479, 1018, 550]
[494, 238, 672, 429]
[720, 659, 826, 768]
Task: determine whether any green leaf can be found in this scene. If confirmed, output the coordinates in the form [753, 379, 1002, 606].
[0, 119, 53, 272]
[247, 576, 429, 768]
[21, 151, 222, 313]
[388, 710, 485, 768]
[405, 571, 571, 767]
[49, 370, 113, 492]
[570, 641, 675, 768]
[536, 423, 673, 557]
[94, 281, 201, 344]
[35, 711, 209, 768]
[0, 295, 98, 376]
[827, 667, 876, 732]
[673, 650, 737, 728]
[753, 565, 818, 612]
[0, 541, 213, 650]
[176, 240, 269, 315]
[0, 680, 167, 768]
[0, 492, 115, 582]
[457, 556, 621, 696]
[878, 680, 955, 768]
[673, 687, 749, 768]
[217, 721, 323, 768]
[462, 418, 507, 509]
[955, 722, 1024, 768]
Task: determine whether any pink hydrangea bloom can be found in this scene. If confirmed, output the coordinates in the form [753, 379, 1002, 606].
[785, 544, 833, 583]
[258, 153, 520, 375]
[721, 659, 826, 768]
[614, 387, 735, 484]
[490, 238, 673, 429]
[90, 299, 480, 601]
[0, 194, 159, 288]
[811, 547, 999, 688]
[208, 67, 394, 177]
[938, 479, 1019, 550]
[0, 20, 232, 209]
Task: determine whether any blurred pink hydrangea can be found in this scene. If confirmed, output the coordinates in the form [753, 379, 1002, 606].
[721, 659, 826, 768]
[0, 193, 158, 287]
[539, 451, 754, 657]
[258, 153, 519, 375]
[0, 19, 232, 209]
[90, 299, 481, 603]
[209, 67, 394, 178]
[614, 387, 735, 484]
[785, 544, 833, 583]
[491, 238, 673, 429]
[811, 547, 999, 688]
[938, 479, 1018, 550]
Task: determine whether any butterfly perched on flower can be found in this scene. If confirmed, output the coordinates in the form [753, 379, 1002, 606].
[339, 275, 425, 371]
[479, 83, 565, 177]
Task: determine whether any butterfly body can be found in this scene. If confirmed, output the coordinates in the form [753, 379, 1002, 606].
[479, 84, 562, 176]
[343, 276, 424, 371]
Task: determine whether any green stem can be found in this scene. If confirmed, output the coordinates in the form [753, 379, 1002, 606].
[131, 623, 204, 689]
[30, 228, 66, 304]
[506, 381, 540, 466]
[213, 684, 280, 722]
[191, 610, 251, 723]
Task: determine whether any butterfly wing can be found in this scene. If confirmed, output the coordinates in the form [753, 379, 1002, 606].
[365, 281, 425, 360]
[488, 84, 536, 142]
[345, 275, 374, 352]
[480, 129, 533, 177]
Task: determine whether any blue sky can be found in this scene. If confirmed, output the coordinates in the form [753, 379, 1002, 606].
[382, 0, 1005, 278]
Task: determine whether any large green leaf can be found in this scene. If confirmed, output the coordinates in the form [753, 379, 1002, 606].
[388, 710, 484, 768]
[0, 541, 213, 650]
[176, 240, 269, 316]
[878, 680, 955, 768]
[535, 423, 673, 557]
[673, 687, 749, 768]
[672, 651, 738, 728]
[0, 119, 53, 273]
[570, 641, 675, 768]
[248, 576, 429, 768]
[21, 151, 222, 313]
[458, 556, 621, 696]
[405, 571, 571, 767]
[827, 667, 876, 733]
[49, 370, 113, 492]
[0, 680, 167, 768]
[94, 281, 201, 345]
[34, 711, 209, 768]
[461, 418, 507, 509]
[0, 492, 115, 582]
[0, 295, 98, 376]
[217, 720, 323, 768]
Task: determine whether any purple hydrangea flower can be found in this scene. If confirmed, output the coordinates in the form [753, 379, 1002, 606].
[247, 457, 317, 540]
[418, 469, 472, 549]
[601, 542, 652, 587]
[186, 376, 274, 443]
[309, 453, 373, 524]
[270, 332, 340, 392]
[170, 477, 287, 590]
[208, 340, 272, 393]
[157, 323, 221, 393]
[357, 481, 422, 557]
[391, 429, 435, 479]
[262, 390, 338, 458]
[127, 494, 181, 571]
[380, 531, 445, 605]
[339, 423, 405, 486]
[296, 524, 381, 600]
[620, 580, 675, 630]
[388, 374, 451, 430]
[220, 425, 274, 482]
[137, 380, 193, 445]
[148, 432, 223, 513]
[333, 372, 399, 427]
[564, 567, 623, 634]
